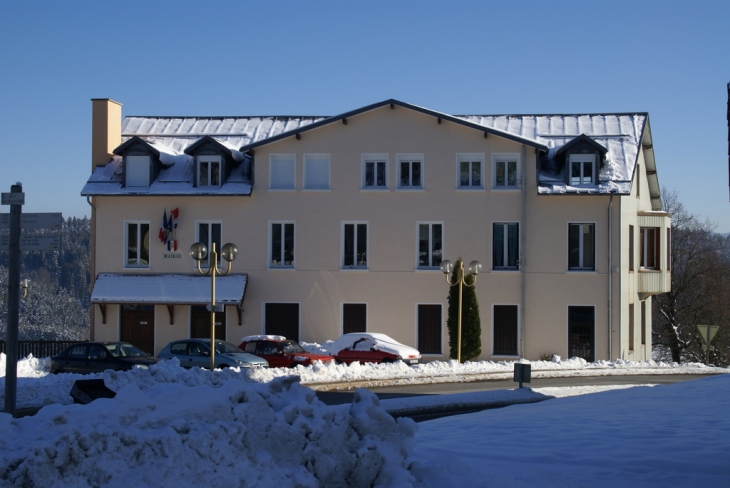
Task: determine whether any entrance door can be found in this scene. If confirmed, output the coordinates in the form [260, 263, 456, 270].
[120, 304, 155, 355]
[343, 303, 367, 334]
[568, 306, 595, 362]
[265, 303, 300, 342]
[191, 306, 226, 341]
[417, 304, 441, 354]
[493, 305, 518, 356]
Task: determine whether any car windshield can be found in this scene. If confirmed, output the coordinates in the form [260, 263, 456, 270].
[281, 340, 306, 354]
[107, 343, 149, 358]
[214, 340, 243, 354]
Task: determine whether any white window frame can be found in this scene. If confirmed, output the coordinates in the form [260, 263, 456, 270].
[195, 220, 223, 269]
[361, 154, 389, 190]
[568, 222, 596, 271]
[269, 221, 295, 269]
[492, 153, 520, 189]
[397, 153, 424, 190]
[416, 222, 443, 270]
[197, 155, 222, 188]
[569, 154, 596, 186]
[341, 221, 368, 269]
[492, 222, 519, 270]
[303, 153, 331, 191]
[125, 155, 150, 187]
[456, 153, 485, 190]
[124, 220, 150, 269]
[269, 154, 296, 190]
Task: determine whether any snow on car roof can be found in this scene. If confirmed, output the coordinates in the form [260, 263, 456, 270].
[241, 335, 287, 342]
[326, 333, 420, 357]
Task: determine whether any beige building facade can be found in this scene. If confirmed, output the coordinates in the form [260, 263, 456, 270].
[83, 99, 670, 361]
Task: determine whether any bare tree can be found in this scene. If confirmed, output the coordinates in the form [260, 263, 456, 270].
[653, 189, 730, 366]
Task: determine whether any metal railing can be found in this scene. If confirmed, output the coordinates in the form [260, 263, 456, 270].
[0, 340, 84, 359]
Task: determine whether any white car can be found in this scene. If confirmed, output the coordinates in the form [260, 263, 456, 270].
[326, 333, 421, 365]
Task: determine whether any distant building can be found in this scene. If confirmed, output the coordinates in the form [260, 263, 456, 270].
[82, 98, 670, 361]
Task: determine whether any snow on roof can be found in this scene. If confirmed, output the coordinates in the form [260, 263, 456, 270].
[83, 101, 650, 199]
[90, 273, 247, 304]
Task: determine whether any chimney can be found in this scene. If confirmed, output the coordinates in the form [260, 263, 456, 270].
[91, 98, 122, 170]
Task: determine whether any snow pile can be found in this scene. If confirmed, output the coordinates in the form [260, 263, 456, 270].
[0, 354, 49, 378]
[0, 376, 418, 487]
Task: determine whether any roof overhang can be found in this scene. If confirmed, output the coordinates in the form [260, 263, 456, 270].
[90, 273, 248, 305]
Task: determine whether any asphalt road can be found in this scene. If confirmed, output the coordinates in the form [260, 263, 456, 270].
[315, 373, 720, 407]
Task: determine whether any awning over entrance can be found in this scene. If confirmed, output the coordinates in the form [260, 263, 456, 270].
[91, 273, 248, 305]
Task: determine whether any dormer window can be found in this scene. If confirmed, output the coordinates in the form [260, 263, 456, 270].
[569, 154, 595, 185]
[198, 156, 222, 187]
[126, 155, 151, 187]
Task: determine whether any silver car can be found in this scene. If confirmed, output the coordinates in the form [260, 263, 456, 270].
[158, 339, 268, 369]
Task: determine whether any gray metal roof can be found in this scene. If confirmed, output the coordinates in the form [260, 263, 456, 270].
[82, 100, 655, 202]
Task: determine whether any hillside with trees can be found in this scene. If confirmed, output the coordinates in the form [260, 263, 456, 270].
[0, 217, 90, 340]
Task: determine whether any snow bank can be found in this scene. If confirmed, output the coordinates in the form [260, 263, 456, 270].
[0, 376, 418, 487]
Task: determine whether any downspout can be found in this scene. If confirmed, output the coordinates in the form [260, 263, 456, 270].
[607, 194, 613, 360]
[87, 196, 96, 341]
[520, 145, 527, 358]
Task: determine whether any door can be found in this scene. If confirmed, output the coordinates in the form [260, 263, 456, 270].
[120, 304, 155, 355]
[568, 306, 595, 362]
[343, 303, 367, 334]
[493, 305, 518, 356]
[265, 303, 300, 342]
[417, 304, 441, 354]
[191, 306, 226, 341]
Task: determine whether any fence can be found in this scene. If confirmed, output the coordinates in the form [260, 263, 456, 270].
[0, 340, 85, 359]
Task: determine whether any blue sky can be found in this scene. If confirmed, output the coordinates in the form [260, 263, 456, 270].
[1, 0, 728, 232]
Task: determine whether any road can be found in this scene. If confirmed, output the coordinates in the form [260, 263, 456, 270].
[315, 373, 719, 407]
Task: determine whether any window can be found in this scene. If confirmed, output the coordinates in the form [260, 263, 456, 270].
[418, 223, 443, 269]
[397, 154, 423, 189]
[629, 303, 635, 351]
[493, 154, 519, 189]
[493, 223, 519, 270]
[270, 154, 295, 190]
[125, 222, 150, 268]
[666, 228, 672, 271]
[343, 222, 367, 268]
[641, 301, 647, 345]
[196, 222, 222, 268]
[362, 154, 388, 189]
[270, 222, 295, 268]
[126, 155, 150, 187]
[493, 305, 518, 356]
[303, 154, 330, 190]
[629, 225, 635, 271]
[640, 227, 660, 269]
[198, 156, 221, 187]
[457, 154, 483, 189]
[568, 223, 595, 271]
[569, 154, 595, 185]
[265, 303, 300, 342]
[568, 306, 595, 362]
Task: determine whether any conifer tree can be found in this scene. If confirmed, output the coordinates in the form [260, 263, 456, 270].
[446, 258, 482, 361]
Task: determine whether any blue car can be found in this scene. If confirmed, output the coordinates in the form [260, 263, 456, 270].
[158, 339, 268, 369]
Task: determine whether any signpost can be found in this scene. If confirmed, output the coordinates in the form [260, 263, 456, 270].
[697, 324, 720, 365]
[2, 185, 62, 416]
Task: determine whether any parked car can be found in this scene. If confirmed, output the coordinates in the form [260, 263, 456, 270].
[157, 339, 268, 369]
[325, 333, 421, 365]
[50, 342, 160, 374]
[239, 335, 334, 368]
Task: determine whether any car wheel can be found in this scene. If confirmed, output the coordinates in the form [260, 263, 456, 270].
[218, 364, 229, 369]
[381, 358, 394, 364]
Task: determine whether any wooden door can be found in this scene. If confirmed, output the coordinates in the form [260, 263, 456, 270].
[265, 303, 300, 341]
[343, 303, 367, 334]
[568, 306, 595, 362]
[417, 304, 441, 354]
[120, 305, 155, 355]
[191, 306, 226, 341]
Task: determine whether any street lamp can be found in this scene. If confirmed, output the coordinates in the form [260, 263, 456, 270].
[190, 241, 238, 370]
[440, 259, 481, 363]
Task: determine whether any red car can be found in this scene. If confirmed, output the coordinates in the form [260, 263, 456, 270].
[239, 335, 333, 368]
[326, 333, 421, 365]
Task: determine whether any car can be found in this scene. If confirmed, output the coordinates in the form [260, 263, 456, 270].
[50, 342, 160, 374]
[239, 335, 334, 368]
[325, 333, 421, 365]
[157, 339, 269, 369]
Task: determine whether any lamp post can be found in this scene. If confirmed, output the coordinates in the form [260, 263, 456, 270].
[190, 241, 238, 370]
[440, 259, 481, 363]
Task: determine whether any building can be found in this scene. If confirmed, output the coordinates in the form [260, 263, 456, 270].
[82, 98, 670, 361]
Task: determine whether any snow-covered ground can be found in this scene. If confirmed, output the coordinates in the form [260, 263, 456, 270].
[1, 353, 728, 486]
